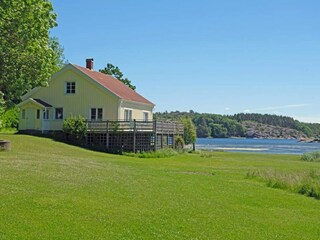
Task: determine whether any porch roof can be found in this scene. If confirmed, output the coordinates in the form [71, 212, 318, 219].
[17, 98, 52, 108]
[33, 99, 52, 107]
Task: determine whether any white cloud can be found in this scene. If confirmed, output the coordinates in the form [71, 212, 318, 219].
[242, 104, 309, 114]
[224, 107, 231, 111]
[254, 104, 309, 111]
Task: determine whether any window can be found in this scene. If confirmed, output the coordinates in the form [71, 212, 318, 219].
[36, 109, 40, 119]
[43, 109, 49, 120]
[66, 82, 76, 94]
[22, 109, 26, 119]
[124, 109, 132, 121]
[91, 108, 103, 121]
[143, 112, 149, 122]
[91, 108, 96, 120]
[55, 108, 63, 120]
[98, 108, 103, 120]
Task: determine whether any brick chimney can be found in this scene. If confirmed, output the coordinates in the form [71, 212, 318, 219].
[86, 58, 94, 70]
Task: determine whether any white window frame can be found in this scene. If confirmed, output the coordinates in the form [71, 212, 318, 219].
[55, 108, 63, 120]
[65, 82, 76, 94]
[143, 112, 149, 122]
[124, 109, 133, 121]
[43, 109, 50, 120]
[90, 108, 103, 121]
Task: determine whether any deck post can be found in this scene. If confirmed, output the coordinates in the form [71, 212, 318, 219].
[161, 134, 163, 149]
[153, 120, 157, 151]
[133, 119, 136, 152]
[172, 134, 175, 149]
[106, 120, 109, 149]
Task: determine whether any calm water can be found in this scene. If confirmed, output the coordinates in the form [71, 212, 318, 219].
[196, 138, 320, 155]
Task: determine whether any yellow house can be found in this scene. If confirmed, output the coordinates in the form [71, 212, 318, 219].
[18, 59, 155, 132]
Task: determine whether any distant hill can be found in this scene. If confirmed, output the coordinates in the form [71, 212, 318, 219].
[154, 111, 320, 139]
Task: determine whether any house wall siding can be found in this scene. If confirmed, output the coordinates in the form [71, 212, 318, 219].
[19, 102, 42, 130]
[32, 70, 119, 121]
[120, 101, 153, 121]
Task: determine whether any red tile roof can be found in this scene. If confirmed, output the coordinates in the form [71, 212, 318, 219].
[73, 64, 154, 106]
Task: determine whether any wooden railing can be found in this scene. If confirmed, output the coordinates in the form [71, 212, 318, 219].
[87, 120, 184, 135]
[154, 121, 184, 134]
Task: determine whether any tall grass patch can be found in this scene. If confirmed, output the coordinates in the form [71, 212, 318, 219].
[301, 151, 320, 162]
[247, 169, 320, 199]
[124, 148, 179, 158]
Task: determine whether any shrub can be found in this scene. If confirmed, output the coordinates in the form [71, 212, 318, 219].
[301, 151, 320, 162]
[174, 135, 185, 150]
[110, 122, 120, 132]
[0, 93, 19, 130]
[1, 107, 19, 129]
[62, 116, 87, 140]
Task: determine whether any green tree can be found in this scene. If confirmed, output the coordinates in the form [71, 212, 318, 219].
[0, 92, 5, 114]
[0, 92, 6, 128]
[181, 117, 196, 145]
[296, 123, 313, 137]
[0, 0, 62, 107]
[99, 63, 136, 90]
[210, 124, 228, 138]
[196, 117, 211, 138]
[49, 36, 65, 70]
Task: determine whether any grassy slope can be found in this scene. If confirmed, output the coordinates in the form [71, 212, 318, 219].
[0, 134, 320, 240]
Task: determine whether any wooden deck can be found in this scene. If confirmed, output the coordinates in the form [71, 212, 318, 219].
[87, 120, 184, 135]
[86, 120, 184, 152]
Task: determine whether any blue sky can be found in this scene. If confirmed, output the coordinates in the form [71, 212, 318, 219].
[50, 0, 320, 123]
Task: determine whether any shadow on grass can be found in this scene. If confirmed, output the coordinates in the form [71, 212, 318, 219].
[15, 131, 124, 155]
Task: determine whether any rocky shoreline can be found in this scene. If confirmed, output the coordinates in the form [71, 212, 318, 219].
[298, 138, 320, 143]
[242, 121, 309, 140]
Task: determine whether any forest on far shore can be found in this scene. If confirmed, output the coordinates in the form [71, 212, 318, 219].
[155, 111, 320, 139]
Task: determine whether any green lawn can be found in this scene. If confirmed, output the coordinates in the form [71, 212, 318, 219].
[1, 134, 320, 239]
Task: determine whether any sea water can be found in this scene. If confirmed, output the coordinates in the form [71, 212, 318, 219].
[196, 138, 320, 155]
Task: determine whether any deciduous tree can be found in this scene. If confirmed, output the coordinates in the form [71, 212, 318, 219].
[181, 117, 197, 145]
[99, 63, 136, 90]
[0, 0, 63, 107]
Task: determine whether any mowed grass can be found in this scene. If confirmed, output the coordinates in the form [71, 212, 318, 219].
[1, 134, 320, 239]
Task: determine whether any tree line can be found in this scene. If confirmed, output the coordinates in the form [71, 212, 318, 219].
[155, 111, 245, 138]
[155, 111, 320, 138]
